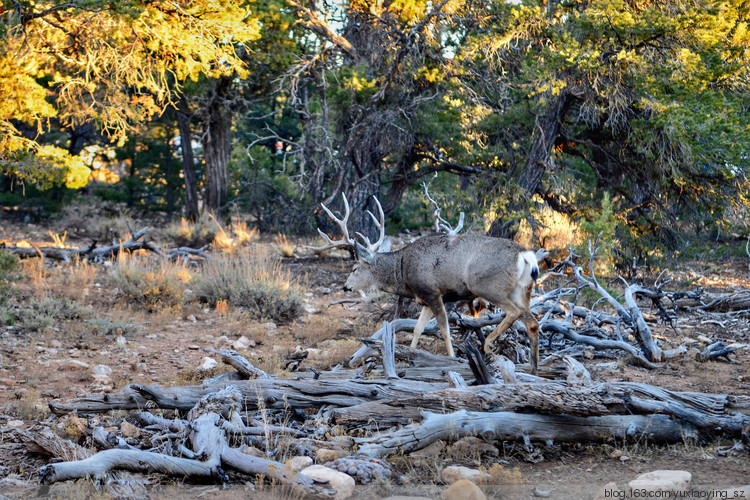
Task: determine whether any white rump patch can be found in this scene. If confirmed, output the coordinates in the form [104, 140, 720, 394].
[516, 251, 539, 287]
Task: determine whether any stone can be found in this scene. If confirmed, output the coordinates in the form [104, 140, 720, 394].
[49, 339, 62, 348]
[316, 448, 348, 463]
[451, 436, 498, 456]
[5, 420, 25, 429]
[120, 421, 141, 438]
[594, 482, 619, 500]
[262, 322, 277, 330]
[286, 456, 313, 471]
[441, 479, 487, 500]
[628, 470, 692, 494]
[115, 335, 128, 347]
[233, 336, 252, 350]
[198, 357, 218, 371]
[0, 378, 14, 387]
[59, 359, 90, 370]
[410, 440, 445, 458]
[301, 465, 355, 500]
[441, 465, 490, 485]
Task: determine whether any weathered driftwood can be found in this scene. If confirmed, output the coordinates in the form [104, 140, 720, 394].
[39, 387, 335, 498]
[19, 427, 149, 499]
[332, 382, 625, 426]
[1, 227, 211, 262]
[204, 348, 272, 379]
[49, 377, 449, 415]
[356, 410, 698, 458]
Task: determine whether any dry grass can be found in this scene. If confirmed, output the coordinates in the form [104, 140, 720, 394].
[110, 253, 192, 308]
[22, 257, 49, 298]
[192, 246, 304, 323]
[164, 214, 220, 248]
[275, 233, 295, 258]
[517, 201, 581, 253]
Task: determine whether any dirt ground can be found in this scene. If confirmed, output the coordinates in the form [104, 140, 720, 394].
[0, 217, 748, 499]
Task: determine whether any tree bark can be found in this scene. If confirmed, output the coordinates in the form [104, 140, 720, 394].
[203, 76, 233, 215]
[175, 96, 200, 220]
[487, 91, 572, 238]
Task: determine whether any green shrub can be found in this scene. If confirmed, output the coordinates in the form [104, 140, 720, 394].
[192, 248, 303, 323]
[87, 317, 137, 336]
[0, 251, 20, 282]
[110, 254, 192, 308]
[16, 296, 89, 332]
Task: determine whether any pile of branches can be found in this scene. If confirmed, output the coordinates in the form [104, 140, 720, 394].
[19, 336, 749, 494]
[0, 227, 210, 262]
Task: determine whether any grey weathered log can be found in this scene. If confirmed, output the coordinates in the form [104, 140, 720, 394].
[381, 322, 398, 379]
[49, 377, 449, 414]
[40, 387, 335, 498]
[356, 410, 698, 458]
[19, 428, 149, 499]
[333, 381, 626, 426]
[203, 348, 271, 379]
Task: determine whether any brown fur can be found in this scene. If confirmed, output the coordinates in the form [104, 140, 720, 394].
[345, 234, 540, 374]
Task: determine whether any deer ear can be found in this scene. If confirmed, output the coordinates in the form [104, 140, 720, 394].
[355, 242, 375, 264]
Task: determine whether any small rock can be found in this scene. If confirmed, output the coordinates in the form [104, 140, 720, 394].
[241, 446, 265, 458]
[441, 465, 490, 485]
[92, 365, 112, 382]
[188, 345, 201, 350]
[187, 315, 197, 323]
[120, 421, 140, 438]
[316, 448, 348, 463]
[451, 436, 498, 456]
[594, 482, 619, 500]
[441, 479, 486, 500]
[619, 455, 630, 462]
[116, 335, 128, 347]
[628, 470, 691, 494]
[198, 357, 218, 371]
[233, 336, 252, 350]
[5, 419, 25, 429]
[60, 359, 91, 370]
[262, 322, 277, 330]
[0, 378, 14, 387]
[286, 456, 313, 471]
[532, 488, 551, 497]
[697, 334, 712, 343]
[609, 449, 623, 459]
[410, 440, 445, 458]
[49, 339, 62, 348]
[217, 335, 230, 344]
[301, 465, 355, 500]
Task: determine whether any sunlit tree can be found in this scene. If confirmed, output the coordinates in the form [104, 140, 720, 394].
[0, 1, 259, 197]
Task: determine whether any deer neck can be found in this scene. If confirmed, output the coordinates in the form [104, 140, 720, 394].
[371, 252, 408, 297]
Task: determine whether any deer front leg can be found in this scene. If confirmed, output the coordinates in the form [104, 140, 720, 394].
[523, 312, 540, 376]
[483, 307, 523, 355]
[410, 306, 434, 350]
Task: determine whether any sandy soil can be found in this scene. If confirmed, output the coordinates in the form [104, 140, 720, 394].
[0, 218, 748, 499]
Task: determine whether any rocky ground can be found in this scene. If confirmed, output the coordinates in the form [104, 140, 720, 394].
[0, 217, 749, 499]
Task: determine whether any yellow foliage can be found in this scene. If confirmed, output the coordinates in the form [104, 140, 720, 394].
[0, 0, 260, 189]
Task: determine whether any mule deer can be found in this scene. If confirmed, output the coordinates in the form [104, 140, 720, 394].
[345, 234, 540, 374]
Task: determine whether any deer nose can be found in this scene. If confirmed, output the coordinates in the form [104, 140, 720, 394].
[342, 285, 352, 292]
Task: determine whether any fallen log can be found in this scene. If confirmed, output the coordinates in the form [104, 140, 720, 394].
[49, 377, 449, 415]
[356, 409, 698, 458]
[39, 387, 336, 498]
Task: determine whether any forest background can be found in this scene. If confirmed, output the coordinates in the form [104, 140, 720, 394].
[1, 0, 749, 264]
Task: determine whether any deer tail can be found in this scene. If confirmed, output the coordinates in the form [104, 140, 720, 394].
[517, 251, 539, 286]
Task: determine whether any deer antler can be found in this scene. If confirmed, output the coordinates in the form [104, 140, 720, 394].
[355, 196, 387, 253]
[422, 174, 465, 235]
[309, 193, 354, 253]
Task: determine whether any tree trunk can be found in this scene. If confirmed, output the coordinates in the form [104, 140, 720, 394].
[203, 76, 232, 215]
[175, 97, 200, 220]
[487, 91, 572, 239]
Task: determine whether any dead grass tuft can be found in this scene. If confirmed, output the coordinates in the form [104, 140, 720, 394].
[110, 253, 192, 309]
[192, 246, 304, 323]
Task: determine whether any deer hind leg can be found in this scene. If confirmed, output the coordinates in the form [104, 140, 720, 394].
[410, 306, 434, 350]
[431, 300, 455, 357]
[522, 311, 540, 375]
